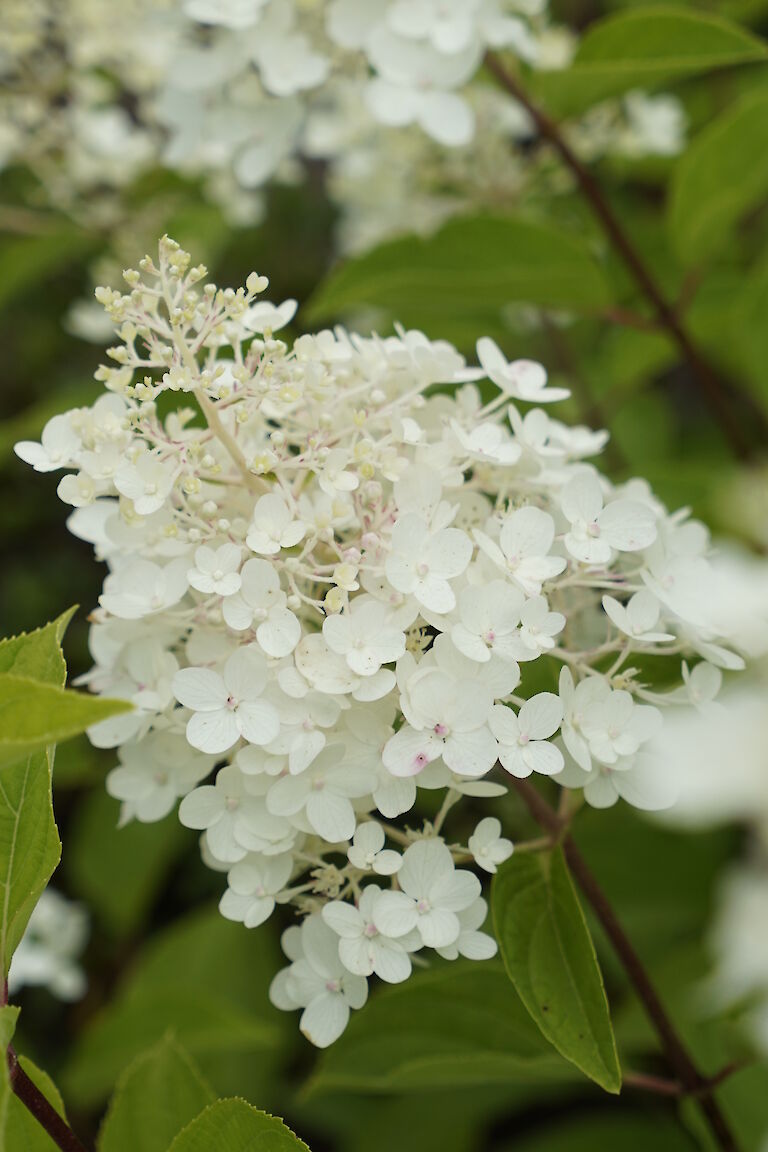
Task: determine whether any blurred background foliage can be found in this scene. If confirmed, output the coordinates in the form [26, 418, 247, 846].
[2, 0, 768, 1148]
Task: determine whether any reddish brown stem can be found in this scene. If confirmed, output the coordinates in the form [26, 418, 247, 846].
[512, 778, 740, 1152]
[485, 52, 764, 462]
[7, 1046, 89, 1152]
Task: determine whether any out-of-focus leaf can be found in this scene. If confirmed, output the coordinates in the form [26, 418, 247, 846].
[669, 86, 768, 263]
[308, 964, 572, 1095]
[731, 253, 768, 404]
[4, 1056, 69, 1151]
[0, 749, 60, 974]
[492, 850, 621, 1094]
[0, 607, 75, 687]
[0, 229, 97, 313]
[532, 8, 767, 117]
[98, 1035, 215, 1152]
[0, 1005, 20, 1131]
[167, 1099, 310, 1152]
[499, 1109, 699, 1150]
[64, 907, 286, 1108]
[66, 791, 191, 939]
[307, 215, 614, 336]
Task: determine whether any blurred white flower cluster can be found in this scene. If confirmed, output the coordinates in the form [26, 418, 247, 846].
[2, 0, 685, 251]
[8, 889, 88, 1002]
[16, 235, 744, 1047]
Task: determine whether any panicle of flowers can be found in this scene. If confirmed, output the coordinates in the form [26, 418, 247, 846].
[16, 236, 746, 1048]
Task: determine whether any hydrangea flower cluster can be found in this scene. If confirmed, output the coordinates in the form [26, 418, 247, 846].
[16, 236, 747, 1047]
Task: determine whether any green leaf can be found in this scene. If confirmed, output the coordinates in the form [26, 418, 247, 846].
[0, 749, 61, 975]
[167, 1099, 310, 1152]
[669, 86, 768, 263]
[307, 214, 613, 336]
[4, 1056, 70, 1152]
[499, 1109, 699, 1151]
[99, 1036, 215, 1152]
[731, 251, 768, 404]
[0, 229, 97, 313]
[309, 964, 571, 1095]
[492, 848, 621, 1094]
[0, 1005, 20, 1133]
[64, 908, 286, 1108]
[532, 8, 767, 117]
[0, 673, 131, 768]
[66, 792, 191, 939]
[0, 608, 75, 688]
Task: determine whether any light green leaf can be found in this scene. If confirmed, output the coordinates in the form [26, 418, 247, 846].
[66, 792, 191, 939]
[0, 673, 131, 768]
[167, 1099, 310, 1152]
[0, 608, 76, 688]
[0, 1005, 20, 1134]
[0, 749, 61, 975]
[669, 86, 768, 263]
[306, 214, 613, 335]
[4, 1056, 69, 1152]
[532, 8, 767, 117]
[99, 1036, 215, 1152]
[492, 849, 621, 1094]
[64, 908, 286, 1108]
[309, 964, 571, 1095]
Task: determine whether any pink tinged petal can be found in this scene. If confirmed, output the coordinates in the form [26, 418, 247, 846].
[372, 890, 419, 938]
[418, 907, 460, 948]
[498, 744, 530, 778]
[306, 790, 356, 843]
[598, 500, 657, 552]
[382, 726, 441, 778]
[451, 623, 492, 663]
[173, 667, 228, 711]
[442, 728, 498, 778]
[237, 699, 281, 746]
[178, 786, 223, 829]
[519, 693, 563, 740]
[300, 992, 350, 1048]
[430, 869, 481, 912]
[186, 709, 241, 754]
[523, 740, 564, 777]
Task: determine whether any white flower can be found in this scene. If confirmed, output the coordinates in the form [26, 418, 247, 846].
[386, 514, 472, 613]
[266, 745, 376, 843]
[490, 695, 564, 778]
[475, 506, 566, 596]
[512, 595, 565, 659]
[478, 338, 570, 403]
[223, 558, 301, 657]
[347, 821, 401, 875]
[451, 580, 524, 663]
[562, 472, 657, 565]
[99, 558, 189, 619]
[602, 590, 674, 644]
[188, 543, 243, 596]
[15, 414, 80, 472]
[246, 493, 306, 555]
[680, 660, 723, 712]
[450, 419, 521, 466]
[269, 915, 368, 1047]
[323, 596, 407, 676]
[373, 839, 481, 948]
[468, 817, 513, 874]
[563, 751, 677, 812]
[173, 645, 280, 754]
[179, 764, 292, 863]
[184, 0, 269, 30]
[323, 884, 416, 982]
[384, 670, 496, 778]
[114, 451, 177, 515]
[435, 897, 498, 961]
[559, 667, 662, 771]
[220, 852, 294, 927]
[107, 731, 214, 823]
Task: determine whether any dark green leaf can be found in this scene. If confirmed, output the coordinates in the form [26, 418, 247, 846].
[532, 8, 767, 117]
[98, 1035, 215, 1152]
[307, 214, 613, 336]
[0, 229, 97, 313]
[309, 963, 572, 1095]
[499, 1109, 699, 1151]
[492, 849, 621, 1094]
[167, 1099, 310, 1152]
[4, 1056, 69, 1151]
[669, 86, 768, 263]
[0, 1005, 20, 1131]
